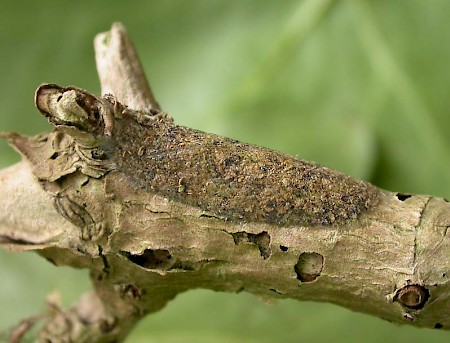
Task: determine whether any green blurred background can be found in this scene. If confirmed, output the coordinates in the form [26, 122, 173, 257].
[1, 0, 450, 342]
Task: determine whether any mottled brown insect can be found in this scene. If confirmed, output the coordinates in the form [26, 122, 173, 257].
[33, 84, 381, 227]
[111, 106, 381, 227]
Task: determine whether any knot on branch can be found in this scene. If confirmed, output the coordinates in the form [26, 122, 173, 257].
[394, 284, 429, 310]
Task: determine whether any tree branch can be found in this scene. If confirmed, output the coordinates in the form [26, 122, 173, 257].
[94, 22, 160, 112]
[1, 23, 450, 342]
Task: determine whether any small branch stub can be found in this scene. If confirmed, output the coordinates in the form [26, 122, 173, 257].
[94, 22, 160, 112]
[394, 285, 430, 310]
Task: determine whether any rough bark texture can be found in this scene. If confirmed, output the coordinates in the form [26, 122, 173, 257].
[1, 23, 450, 342]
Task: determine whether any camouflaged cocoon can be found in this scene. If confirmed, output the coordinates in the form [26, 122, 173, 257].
[111, 110, 381, 227]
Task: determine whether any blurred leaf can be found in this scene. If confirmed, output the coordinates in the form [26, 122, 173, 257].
[0, 250, 90, 328]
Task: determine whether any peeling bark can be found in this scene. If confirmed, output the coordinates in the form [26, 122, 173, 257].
[1, 23, 450, 342]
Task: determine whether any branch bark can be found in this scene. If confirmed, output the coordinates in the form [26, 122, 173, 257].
[94, 22, 160, 112]
[1, 23, 450, 342]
